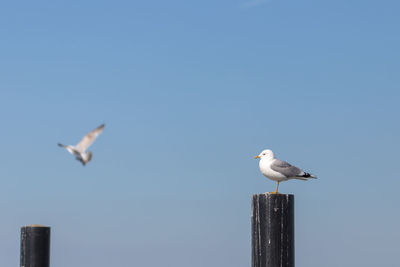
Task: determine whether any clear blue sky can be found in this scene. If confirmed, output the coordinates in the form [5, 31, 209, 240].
[0, 0, 399, 266]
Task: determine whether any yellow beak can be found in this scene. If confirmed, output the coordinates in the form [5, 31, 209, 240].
[254, 155, 260, 159]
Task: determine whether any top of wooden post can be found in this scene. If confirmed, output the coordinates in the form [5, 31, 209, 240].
[252, 193, 294, 198]
[22, 225, 50, 228]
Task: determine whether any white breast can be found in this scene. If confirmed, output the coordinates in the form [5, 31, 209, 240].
[259, 158, 288, 182]
[80, 152, 89, 161]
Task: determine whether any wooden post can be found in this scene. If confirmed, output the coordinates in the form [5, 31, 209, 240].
[252, 194, 294, 267]
[20, 225, 50, 267]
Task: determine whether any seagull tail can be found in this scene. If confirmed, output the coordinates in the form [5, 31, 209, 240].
[303, 172, 317, 179]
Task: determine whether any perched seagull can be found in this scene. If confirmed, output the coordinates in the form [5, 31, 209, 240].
[254, 149, 316, 194]
[58, 124, 105, 166]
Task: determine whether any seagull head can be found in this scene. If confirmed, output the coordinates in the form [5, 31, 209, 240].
[254, 149, 274, 160]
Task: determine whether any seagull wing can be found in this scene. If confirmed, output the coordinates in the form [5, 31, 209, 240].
[75, 124, 105, 153]
[270, 159, 306, 178]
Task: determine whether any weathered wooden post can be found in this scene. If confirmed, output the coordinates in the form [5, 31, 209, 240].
[20, 225, 51, 267]
[252, 193, 294, 267]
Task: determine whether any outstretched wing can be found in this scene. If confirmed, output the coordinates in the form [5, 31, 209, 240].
[270, 159, 305, 178]
[75, 124, 105, 153]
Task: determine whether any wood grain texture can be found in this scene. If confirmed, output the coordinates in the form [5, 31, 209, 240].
[252, 194, 294, 267]
[20, 225, 50, 267]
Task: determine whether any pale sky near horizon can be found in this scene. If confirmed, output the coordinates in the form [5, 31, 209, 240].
[0, 1, 399, 266]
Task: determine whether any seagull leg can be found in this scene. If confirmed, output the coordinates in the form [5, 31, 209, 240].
[269, 181, 279, 194]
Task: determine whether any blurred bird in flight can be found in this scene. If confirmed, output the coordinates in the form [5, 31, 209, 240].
[58, 124, 105, 166]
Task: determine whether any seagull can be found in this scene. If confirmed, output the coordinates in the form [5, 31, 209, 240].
[58, 124, 105, 166]
[254, 149, 316, 194]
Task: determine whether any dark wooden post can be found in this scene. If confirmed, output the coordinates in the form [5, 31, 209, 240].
[252, 193, 294, 267]
[20, 225, 50, 267]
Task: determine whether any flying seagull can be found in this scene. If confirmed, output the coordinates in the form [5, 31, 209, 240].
[58, 124, 105, 166]
[254, 149, 316, 194]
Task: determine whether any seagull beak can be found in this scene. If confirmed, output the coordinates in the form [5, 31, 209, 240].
[254, 155, 260, 159]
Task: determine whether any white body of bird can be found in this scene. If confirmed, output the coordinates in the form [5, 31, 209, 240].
[259, 158, 290, 182]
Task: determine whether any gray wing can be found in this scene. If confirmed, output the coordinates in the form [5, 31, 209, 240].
[270, 159, 305, 178]
[75, 124, 105, 153]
